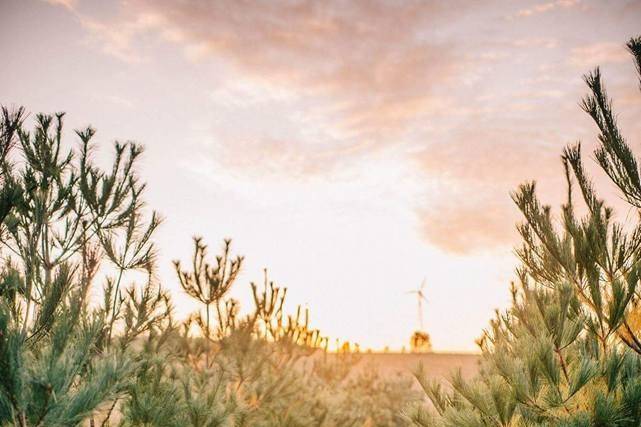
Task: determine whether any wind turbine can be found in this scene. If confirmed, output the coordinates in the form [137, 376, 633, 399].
[407, 278, 428, 331]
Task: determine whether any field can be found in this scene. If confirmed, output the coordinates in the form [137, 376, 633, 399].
[349, 352, 480, 384]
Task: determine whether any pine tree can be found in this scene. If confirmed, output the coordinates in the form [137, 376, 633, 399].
[0, 110, 170, 426]
[170, 240, 327, 426]
[406, 35, 641, 427]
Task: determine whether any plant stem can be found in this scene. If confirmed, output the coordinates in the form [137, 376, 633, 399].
[206, 302, 210, 367]
[108, 267, 125, 341]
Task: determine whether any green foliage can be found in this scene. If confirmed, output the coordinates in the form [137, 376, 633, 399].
[0, 105, 417, 426]
[0, 108, 169, 426]
[408, 35, 641, 427]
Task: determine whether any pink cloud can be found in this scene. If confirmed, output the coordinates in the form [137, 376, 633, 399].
[414, 126, 567, 253]
[145, 1, 466, 139]
[419, 194, 519, 254]
[514, 0, 581, 18]
[569, 42, 630, 68]
[42, 0, 76, 10]
[44, 0, 641, 255]
[63, 1, 468, 143]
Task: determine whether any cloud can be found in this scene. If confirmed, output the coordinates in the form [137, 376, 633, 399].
[569, 42, 630, 68]
[59, 1, 470, 144]
[42, 0, 76, 10]
[42, 0, 641, 255]
[414, 127, 565, 253]
[149, 1, 468, 139]
[43, 0, 162, 63]
[84, 0, 483, 182]
[514, 0, 581, 18]
[419, 193, 518, 254]
[417, 125, 563, 182]
[55, 0, 587, 253]
[209, 135, 361, 178]
[511, 37, 558, 49]
[78, 13, 165, 63]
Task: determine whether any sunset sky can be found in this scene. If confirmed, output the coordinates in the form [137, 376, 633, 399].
[2, 0, 641, 351]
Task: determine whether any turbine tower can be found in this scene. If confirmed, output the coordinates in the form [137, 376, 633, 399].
[408, 278, 427, 331]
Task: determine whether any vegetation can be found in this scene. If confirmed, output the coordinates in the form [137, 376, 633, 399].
[407, 36, 641, 426]
[0, 104, 417, 425]
[2, 16, 639, 426]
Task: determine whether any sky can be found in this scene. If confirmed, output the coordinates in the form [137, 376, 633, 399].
[1, 0, 641, 351]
